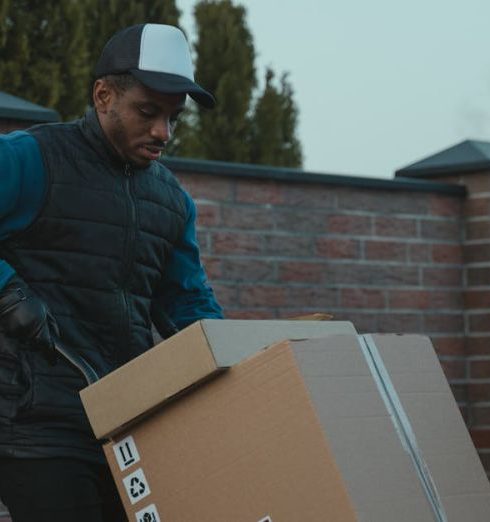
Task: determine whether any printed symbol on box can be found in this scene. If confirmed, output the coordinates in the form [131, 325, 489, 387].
[123, 468, 151, 505]
[258, 517, 272, 522]
[135, 503, 161, 522]
[114, 435, 140, 471]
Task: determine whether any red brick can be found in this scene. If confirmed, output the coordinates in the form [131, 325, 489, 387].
[465, 290, 490, 309]
[201, 256, 222, 279]
[288, 287, 338, 308]
[281, 184, 336, 208]
[430, 196, 462, 217]
[222, 205, 275, 230]
[440, 359, 466, 380]
[212, 231, 263, 255]
[365, 241, 407, 261]
[276, 308, 334, 319]
[329, 311, 378, 332]
[470, 360, 490, 379]
[409, 243, 431, 263]
[423, 314, 464, 334]
[316, 238, 360, 259]
[423, 267, 462, 287]
[0, 118, 34, 132]
[275, 209, 327, 233]
[222, 259, 275, 282]
[327, 214, 372, 235]
[263, 234, 314, 257]
[464, 243, 490, 264]
[238, 285, 288, 307]
[178, 173, 233, 202]
[432, 244, 462, 264]
[467, 267, 490, 286]
[467, 337, 490, 356]
[468, 383, 490, 402]
[196, 203, 221, 227]
[376, 313, 423, 333]
[465, 220, 490, 240]
[226, 309, 277, 319]
[374, 217, 417, 237]
[337, 188, 430, 214]
[431, 337, 465, 356]
[470, 406, 490, 425]
[420, 220, 461, 240]
[340, 288, 386, 308]
[465, 173, 490, 193]
[468, 313, 490, 333]
[470, 428, 490, 449]
[389, 290, 430, 309]
[465, 197, 490, 217]
[278, 261, 325, 283]
[235, 179, 284, 205]
[209, 284, 237, 309]
[429, 290, 463, 309]
[327, 264, 419, 286]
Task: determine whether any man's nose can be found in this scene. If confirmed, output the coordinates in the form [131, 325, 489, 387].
[150, 118, 171, 143]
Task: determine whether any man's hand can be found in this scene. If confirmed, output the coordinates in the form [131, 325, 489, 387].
[0, 275, 59, 365]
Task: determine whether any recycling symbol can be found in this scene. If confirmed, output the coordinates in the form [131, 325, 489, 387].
[130, 476, 146, 498]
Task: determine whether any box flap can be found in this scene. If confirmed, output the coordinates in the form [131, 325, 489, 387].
[201, 319, 357, 366]
[81, 319, 356, 440]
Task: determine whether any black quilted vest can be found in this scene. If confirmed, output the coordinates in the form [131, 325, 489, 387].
[0, 108, 187, 461]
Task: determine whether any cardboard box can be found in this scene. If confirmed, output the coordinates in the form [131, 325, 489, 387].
[82, 323, 490, 521]
[81, 319, 357, 439]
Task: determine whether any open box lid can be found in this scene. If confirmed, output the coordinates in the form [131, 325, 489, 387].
[80, 319, 356, 439]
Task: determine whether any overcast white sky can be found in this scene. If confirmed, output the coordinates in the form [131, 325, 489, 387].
[177, 0, 490, 178]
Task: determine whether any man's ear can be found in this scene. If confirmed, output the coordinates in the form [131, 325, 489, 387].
[93, 79, 114, 114]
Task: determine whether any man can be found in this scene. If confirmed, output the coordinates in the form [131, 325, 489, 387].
[0, 24, 223, 521]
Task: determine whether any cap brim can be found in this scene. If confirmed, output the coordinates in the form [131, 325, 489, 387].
[130, 69, 215, 109]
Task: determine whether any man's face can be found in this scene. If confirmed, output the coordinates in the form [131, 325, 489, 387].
[94, 79, 186, 168]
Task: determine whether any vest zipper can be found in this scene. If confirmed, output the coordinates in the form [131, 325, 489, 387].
[120, 163, 137, 364]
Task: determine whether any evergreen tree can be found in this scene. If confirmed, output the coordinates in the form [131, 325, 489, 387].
[177, 0, 256, 162]
[0, 0, 89, 120]
[250, 68, 302, 167]
[0, 0, 181, 120]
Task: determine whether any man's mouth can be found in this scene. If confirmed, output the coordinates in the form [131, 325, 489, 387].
[141, 145, 164, 160]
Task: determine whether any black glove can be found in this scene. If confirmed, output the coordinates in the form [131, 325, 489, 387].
[0, 275, 59, 365]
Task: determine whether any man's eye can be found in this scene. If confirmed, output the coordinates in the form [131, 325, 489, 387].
[138, 107, 154, 117]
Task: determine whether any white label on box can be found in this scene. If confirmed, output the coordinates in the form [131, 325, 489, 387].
[135, 503, 161, 522]
[113, 435, 141, 471]
[123, 468, 151, 505]
[258, 517, 272, 522]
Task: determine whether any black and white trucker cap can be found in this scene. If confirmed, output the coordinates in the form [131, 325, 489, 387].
[94, 24, 215, 108]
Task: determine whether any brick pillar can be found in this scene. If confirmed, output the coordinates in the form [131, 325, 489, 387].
[460, 171, 490, 474]
[397, 145, 490, 477]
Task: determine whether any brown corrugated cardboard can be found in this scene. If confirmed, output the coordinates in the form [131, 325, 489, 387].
[82, 326, 490, 521]
[105, 343, 357, 521]
[80, 319, 356, 439]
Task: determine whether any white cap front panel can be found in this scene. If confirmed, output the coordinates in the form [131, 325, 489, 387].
[138, 24, 194, 80]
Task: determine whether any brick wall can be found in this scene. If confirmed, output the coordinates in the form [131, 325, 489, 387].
[0, 119, 36, 133]
[173, 164, 467, 397]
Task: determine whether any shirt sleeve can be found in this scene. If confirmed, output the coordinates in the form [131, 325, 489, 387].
[153, 191, 224, 330]
[0, 131, 46, 289]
